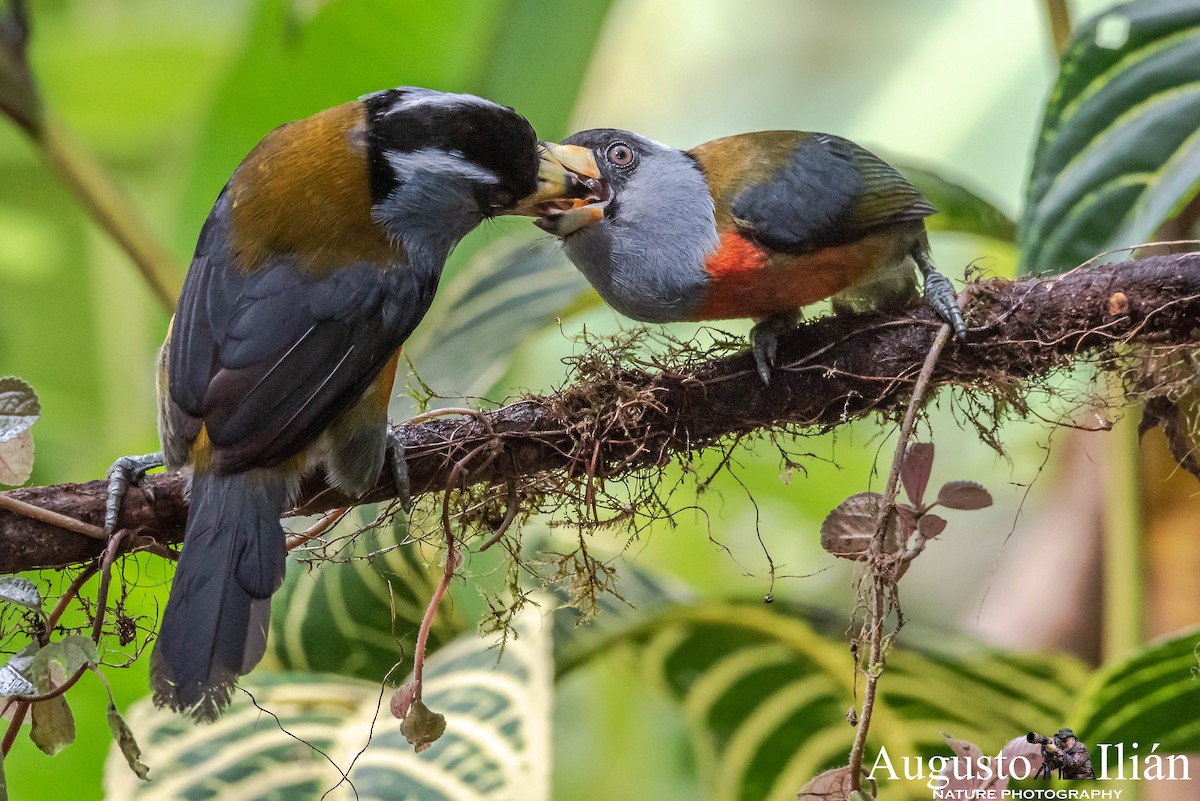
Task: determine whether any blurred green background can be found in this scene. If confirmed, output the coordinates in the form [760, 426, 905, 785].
[2, 1, 1190, 799]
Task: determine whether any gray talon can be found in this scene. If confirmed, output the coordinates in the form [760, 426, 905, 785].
[912, 248, 966, 340]
[104, 452, 164, 534]
[749, 312, 800, 386]
[387, 433, 412, 512]
[750, 328, 776, 386]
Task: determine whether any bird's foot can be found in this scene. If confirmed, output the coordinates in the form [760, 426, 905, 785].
[387, 432, 413, 512]
[104, 452, 164, 533]
[749, 313, 800, 386]
[913, 250, 967, 340]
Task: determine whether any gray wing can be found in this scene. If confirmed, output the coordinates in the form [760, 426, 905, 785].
[730, 134, 935, 254]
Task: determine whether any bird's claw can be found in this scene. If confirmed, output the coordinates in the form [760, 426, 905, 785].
[751, 328, 777, 386]
[749, 313, 799, 386]
[104, 452, 164, 534]
[387, 433, 413, 512]
[922, 271, 967, 340]
[912, 248, 966, 340]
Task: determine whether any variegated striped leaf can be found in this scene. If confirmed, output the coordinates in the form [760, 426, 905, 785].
[1072, 625, 1200, 775]
[632, 603, 1085, 801]
[1019, 1, 1200, 274]
[104, 602, 553, 801]
[265, 516, 465, 683]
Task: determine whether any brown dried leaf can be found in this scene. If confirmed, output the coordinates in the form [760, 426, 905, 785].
[821, 493, 912, 558]
[0, 430, 33, 486]
[935, 481, 993, 510]
[917, 514, 947, 540]
[901, 443, 935, 506]
[795, 765, 873, 800]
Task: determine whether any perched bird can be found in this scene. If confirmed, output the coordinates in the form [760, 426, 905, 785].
[533, 129, 966, 383]
[105, 87, 593, 720]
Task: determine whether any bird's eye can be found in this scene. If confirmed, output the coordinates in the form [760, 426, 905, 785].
[605, 142, 636, 168]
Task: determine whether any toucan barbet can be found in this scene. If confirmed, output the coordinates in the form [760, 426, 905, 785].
[533, 128, 966, 382]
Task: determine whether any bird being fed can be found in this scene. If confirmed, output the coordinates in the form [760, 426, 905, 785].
[105, 87, 596, 721]
[531, 128, 967, 384]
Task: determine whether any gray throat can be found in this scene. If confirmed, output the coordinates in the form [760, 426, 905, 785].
[562, 158, 718, 323]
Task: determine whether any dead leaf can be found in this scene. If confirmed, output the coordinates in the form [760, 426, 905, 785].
[795, 765, 874, 800]
[821, 493, 912, 558]
[917, 514, 947, 540]
[901, 443, 935, 506]
[0, 430, 33, 486]
[935, 481, 993, 511]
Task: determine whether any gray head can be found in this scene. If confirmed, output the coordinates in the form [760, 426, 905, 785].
[536, 129, 719, 323]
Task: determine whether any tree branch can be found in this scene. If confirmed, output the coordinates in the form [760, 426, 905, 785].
[3, 253, 1198, 574]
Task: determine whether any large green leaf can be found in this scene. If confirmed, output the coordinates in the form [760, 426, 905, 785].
[105, 602, 554, 800]
[1073, 626, 1200, 775]
[626, 603, 1084, 801]
[900, 165, 1016, 243]
[1019, 1, 1200, 274]
[265, 516, 465, 682]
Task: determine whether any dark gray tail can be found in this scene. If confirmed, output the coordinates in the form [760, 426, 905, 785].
[151, 471, 287, 721]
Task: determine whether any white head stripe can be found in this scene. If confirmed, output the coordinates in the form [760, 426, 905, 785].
[386, 148, 500, 185]
[368, 87, 499, 116]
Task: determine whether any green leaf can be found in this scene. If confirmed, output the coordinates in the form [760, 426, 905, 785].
[899, 166, 1016, 243]
[29, 634, 98, 691]
[0, 577, 40, 612]
[1019, 2, 1200, 274]
[404, 238, 598, 404]
[105, 602, 554, 801]
[266, 516, 465, 682]
[29, 695, 74, 756]
[628, 603, 1084, 801]
[1073, 626, 1200, 775]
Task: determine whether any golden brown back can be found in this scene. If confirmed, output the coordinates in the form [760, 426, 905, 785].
[227, 101, 399, 274]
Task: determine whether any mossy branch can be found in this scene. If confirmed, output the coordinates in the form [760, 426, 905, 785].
[2, 253, 1199, 574]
